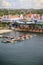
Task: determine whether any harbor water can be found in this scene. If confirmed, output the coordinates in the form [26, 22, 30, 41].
[0, 31, 43, 65]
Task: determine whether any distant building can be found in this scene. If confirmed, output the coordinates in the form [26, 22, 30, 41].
[26, 14, 41, 22]
[20, 14, 23, 19]
[0, 16, 2, 22]
[2, 15, 20, 22]
[25, 14, 32, 21]
[1, 14, 43, 23]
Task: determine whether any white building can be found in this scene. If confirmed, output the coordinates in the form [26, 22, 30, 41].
[2, 15, 21, 22]
[20, 14, 23, 19]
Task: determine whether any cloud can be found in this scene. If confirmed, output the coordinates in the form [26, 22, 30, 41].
[0, 0, 43, 9]
[19, 0, 32, 8]
[20, 0, 32, 2]
[32, 0, 43, 9]
[19, 0, 32, 4]
[0, 0, 16, 8]
[40, 0, 43, 2]
[2, 0, 11, 7]
[19, 0, 43, 9]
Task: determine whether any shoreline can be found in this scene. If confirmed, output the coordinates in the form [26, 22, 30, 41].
[0, 29, 12, 34]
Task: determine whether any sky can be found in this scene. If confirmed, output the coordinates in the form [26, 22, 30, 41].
[0, 0, 43, 9]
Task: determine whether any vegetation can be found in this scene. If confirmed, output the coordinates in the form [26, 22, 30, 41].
[0, 9, 43, 29]
[0, 22, 10, 29]
[0, 9, 43, 16]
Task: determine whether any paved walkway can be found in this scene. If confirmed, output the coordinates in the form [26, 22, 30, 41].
[0, 29, 12, 34]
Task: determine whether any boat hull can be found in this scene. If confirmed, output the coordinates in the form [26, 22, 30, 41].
[14, 28, 43, 33]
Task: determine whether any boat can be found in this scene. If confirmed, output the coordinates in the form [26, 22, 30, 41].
[13, 21, 43, 33]
[2, 39, 15, 43]
[0, 35, 3, 38]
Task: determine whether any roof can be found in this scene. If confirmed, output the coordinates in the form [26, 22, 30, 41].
[26, 14, 33, 17]
[26, 14, 40, 19]
[9, 15, 19, 19]
[2, 15, 20, 19]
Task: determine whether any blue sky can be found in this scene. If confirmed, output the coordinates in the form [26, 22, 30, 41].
[0, 0, 43, 9]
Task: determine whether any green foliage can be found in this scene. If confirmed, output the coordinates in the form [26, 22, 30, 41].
[0, 9, 43, 16]
[0, 22, 9, 28]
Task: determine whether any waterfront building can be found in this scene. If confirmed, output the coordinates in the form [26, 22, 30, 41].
[20, 14, 23, 19]
[26, 14, 43, 23]
[2, 15, 21, 22]
[26, 14, 32, 21]
[40, 15, 43, 22]
[0, 16, 2, 22]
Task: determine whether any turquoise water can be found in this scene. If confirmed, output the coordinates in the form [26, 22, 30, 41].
[0, 31, 43, 65]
